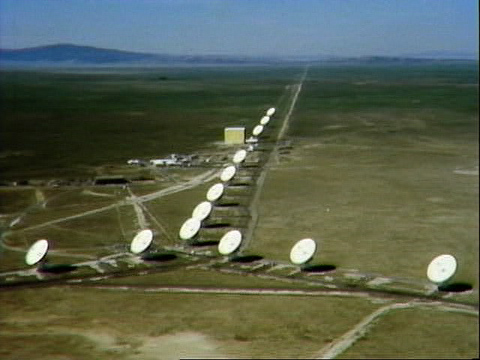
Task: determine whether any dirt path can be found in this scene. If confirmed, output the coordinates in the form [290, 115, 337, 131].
[0, 168, 218, 264]
[10, 169, 218, 233]
[244, 66, 309, 250]
[313, 300, 479, 359]
[79, 282, 478, 359]
[127, 187, 149, 230]
[276, 66, 309, 143]
[134, 168, 218, 203]
[77, 284, 478, 313]
[314, 302, 414, 359]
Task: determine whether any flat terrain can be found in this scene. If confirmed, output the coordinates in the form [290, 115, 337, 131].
[0, 67, 296, 180]
[0, 63, 478, 359]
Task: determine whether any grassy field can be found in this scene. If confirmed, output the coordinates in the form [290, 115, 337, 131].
[0, 66, 296, 180]
[339, 307, 478, 359]
[0, 63, 478, 359]
[0, 286, 381, 359]
[253, 63, 479, 279]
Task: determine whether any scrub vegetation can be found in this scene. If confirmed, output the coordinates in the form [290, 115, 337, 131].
[0, 62, 478, 359]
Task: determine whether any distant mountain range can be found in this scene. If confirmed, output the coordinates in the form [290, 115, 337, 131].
[0, 44, 282, 66]
[0, 44, 477, 67]
[400, 50, 479, 60]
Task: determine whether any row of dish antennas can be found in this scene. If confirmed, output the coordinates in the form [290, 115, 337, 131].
[20, 109, 277, 275]
[138, 104, 463, 291]
[21, 105, 462, 292]
[246, 107, 275, 150]
[24, 237, 462, 290]
[177, 107, 275, 246]
[177, 107, 276, 246]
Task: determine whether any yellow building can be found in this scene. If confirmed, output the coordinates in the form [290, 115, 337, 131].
[224, 127, 245, 144]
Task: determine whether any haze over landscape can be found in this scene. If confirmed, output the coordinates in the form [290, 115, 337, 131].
[0, 1, 478, 359]
[0, 0, 478, 59]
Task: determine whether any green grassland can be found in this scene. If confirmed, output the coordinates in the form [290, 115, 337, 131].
[0, 63, 478, 359]
[339, 307, 478, 359]
[253, 63, 478, 281]
[0, 287, 380, 359]
[0, 66, 296, 180]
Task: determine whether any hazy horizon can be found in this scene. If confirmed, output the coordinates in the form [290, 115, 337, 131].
[0, 0, 478, 58]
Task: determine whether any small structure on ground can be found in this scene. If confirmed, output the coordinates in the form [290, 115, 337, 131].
[150, 154, 191, 167]
[224, 127, 245, 145]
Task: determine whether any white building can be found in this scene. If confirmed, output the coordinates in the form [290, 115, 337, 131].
[149, 154, 188, 167]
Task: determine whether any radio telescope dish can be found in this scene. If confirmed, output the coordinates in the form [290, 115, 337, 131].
[233, 149, 247, 164]
[25, 239, 49, 266]
[252, 125, 264, 137]
[260, 116, 270, 126]
[220, 165, 237, 182]
[206, 183, 224, 202]
[427, 254, 457, 284]
[290, 238, 317, 265]
[130, 229, 154, 254]
[218, 230, 243, 255]
[179, 217, 201, 240]
[266, 107, 276, 116]
[192, 201, 213, 221]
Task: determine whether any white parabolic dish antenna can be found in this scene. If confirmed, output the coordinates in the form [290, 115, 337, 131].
[192, 201, 213, 221]
[260, 116, 270, 126]
[252, 125, 264, 137]
[206, 183, 224, 202]
[130, 229, 154, 254]
[218, 230, 243, 255]
[179, 217, 201, 240]
[220, 165, 236, 182]
[25, 239, 49, 266]
[290, 238, 317, 265]
[427, 254, 457, 284]
[233, 149, 247, 164]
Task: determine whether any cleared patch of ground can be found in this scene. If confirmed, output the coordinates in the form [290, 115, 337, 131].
[129, 332, 227, 360]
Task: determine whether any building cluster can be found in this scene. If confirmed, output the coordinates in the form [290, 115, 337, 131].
[128, 154, 198, 167]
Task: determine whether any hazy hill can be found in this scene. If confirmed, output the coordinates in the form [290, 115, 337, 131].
[0, 44, 477, 67]
[0, 44, 160, 63]
[0, 44, 277, 66]
[401, 50, 479, 60]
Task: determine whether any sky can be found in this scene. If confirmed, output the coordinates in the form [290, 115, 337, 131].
[0, 0, 478, 57]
